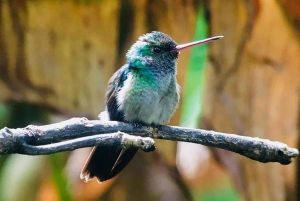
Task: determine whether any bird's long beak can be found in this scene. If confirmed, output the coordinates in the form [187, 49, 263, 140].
[176, 36, 223, 51]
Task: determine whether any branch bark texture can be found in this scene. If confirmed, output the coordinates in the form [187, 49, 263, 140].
[0, 118, 298, 165]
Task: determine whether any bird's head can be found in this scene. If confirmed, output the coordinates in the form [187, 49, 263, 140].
[126, 31, 223, 73]
[126, 31, 179, 73]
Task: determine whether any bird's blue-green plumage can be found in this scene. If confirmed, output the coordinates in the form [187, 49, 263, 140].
[81, 31, 181, 182]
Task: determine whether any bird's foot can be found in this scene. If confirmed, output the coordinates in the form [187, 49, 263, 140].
[152, 124, 163, 131]
[131, 122, 143, 129]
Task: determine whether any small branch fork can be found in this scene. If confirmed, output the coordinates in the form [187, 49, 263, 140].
[0, 117, 298, 165]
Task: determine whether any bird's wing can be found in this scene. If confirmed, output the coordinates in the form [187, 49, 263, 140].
[105, 64, 139, 180]
[105, 64, 129, 121]
[80, 64, 138, 182]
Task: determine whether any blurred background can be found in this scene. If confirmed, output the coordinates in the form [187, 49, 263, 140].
[0, 0, 299, 201]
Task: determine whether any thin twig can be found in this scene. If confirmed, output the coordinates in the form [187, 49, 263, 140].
[20, 132, 155, 155]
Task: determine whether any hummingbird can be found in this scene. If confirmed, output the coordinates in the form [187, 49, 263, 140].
[80, 31, 223, 182]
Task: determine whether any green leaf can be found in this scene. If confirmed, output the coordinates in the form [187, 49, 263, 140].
[180, 7, 208, 128]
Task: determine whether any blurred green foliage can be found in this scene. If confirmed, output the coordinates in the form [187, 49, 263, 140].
[180, 7, 208, 128]
[180, 7, 239, 201]
[195, 181, 239, 201]
[0, 103, 72, 201]
[49, 153, 73, 201]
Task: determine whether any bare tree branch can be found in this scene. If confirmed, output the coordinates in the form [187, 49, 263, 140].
[0, 117, 298, 165]
[20, 132, 155, 155]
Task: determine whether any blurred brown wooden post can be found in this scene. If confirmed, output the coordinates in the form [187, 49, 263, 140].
[0, 0, 120, 117]
[207, 1, 300, 201]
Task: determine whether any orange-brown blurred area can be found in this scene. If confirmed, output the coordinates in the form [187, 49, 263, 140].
[0, 0, 299, 201]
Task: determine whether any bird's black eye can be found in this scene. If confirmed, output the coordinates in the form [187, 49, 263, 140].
[152, 47, 162, 53]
